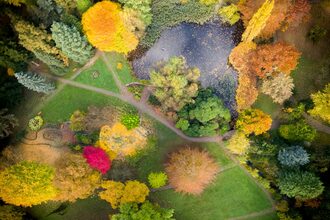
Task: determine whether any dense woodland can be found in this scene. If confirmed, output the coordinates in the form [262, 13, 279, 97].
[0, 0, 329, 219]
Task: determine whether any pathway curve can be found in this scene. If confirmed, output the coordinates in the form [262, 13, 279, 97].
[50, 51, 275, 215]
[302, 113, 330, 134]
[228, 207, 275, 220]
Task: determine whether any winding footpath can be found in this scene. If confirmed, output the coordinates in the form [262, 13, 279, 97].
[49, 51, 276, 219]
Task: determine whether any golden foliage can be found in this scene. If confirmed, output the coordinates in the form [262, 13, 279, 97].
[235, 71, 258, 111]
[229, 41, 256, 74]
[0, 161, 57, 207]
[309, 83, 330, 124]
[53, 153, 101, 202]
[82, 1, 138, 54]
[165, 147, 219, 195]
[227, 132, 250, 155]
[99, 180, 149, 209]
[120, 8, 146, 39]
[99, 123, 148, 159]
[236, 108, 272, 135]
[241, 0, 274, 42]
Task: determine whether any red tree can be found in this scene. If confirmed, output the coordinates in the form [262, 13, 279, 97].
[83, 146, 111, 174]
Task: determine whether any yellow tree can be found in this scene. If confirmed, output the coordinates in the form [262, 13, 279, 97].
[0, 161, 57, 207]
[236, 108, 272, 135]
[309, 83, 330, 124]
[82, 1, 138, 54]
[227, 132, 250, 155]
[241, 0, 275, 42]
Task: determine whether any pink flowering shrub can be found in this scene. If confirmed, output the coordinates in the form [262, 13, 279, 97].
[83, 146, 111, 174]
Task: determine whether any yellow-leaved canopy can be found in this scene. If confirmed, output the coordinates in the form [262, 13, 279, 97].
[82, 1, 138, 54]
[99, 123, 148, 159]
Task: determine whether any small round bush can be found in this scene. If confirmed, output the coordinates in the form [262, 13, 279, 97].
[278, 146, 310, 167]
[121, 114, 140, 130]
[70, 110, 86, 131]
[28, 115, 44, 131]
[148, 172, 168, 188]
[83, 146, 111, 174]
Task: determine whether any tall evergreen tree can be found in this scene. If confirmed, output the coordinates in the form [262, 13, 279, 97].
[15, 72, 56, 94]
[0, 41, 29, 70]
[51, 22, 94, 65]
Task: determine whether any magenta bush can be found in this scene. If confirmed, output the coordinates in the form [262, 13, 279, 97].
[83, 146, 111, 174]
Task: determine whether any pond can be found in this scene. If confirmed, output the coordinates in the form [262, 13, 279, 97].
[133, 21, 239, 111]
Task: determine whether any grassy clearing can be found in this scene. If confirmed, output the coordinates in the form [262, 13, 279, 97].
[150, 166, 273, 220]
[105, 52, 137, 85]
[40, 85, 132, 123]
[291, 57, 329, 101]
[74, 59, 119, 93]
[253, 94, 281, 118]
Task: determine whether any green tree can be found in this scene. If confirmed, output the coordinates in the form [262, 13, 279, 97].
[112, 201, 175, 220]
[118, 0, 152, 25]
[51, 22, 94, 65]
[241, 0, 274, 42]
[279, 120, 316, 142]
[0, 0, 26, 6]
[77, 0, 93, 13]
[150, 56, 200, 112]
[278, 146, 309, 167]
[15, 72, 56, 94]
[121, 113, 140, 130]
[0, 41, 29, 70]
[0, 161, 57, 206]
[0, 109, 18, 139]
[218, 4, 240, 25]
[176, 89, 231, 137]
[0, 75, 23, 108]
[308, 83, 330, 124]
[54, 0, 76, 11]
[278, 170, 324, 200]
[10, 18, 69, 68]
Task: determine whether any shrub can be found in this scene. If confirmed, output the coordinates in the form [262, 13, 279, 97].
[218, 4, 240, 25]
[0, 109, 18, 138]
[28, 115, 44, 131]
[118, 0, 153, 26]
[83, 146, 111, 174]
[0, 161, 57, 206]
[0, 205, 25, 220]
[165, 147, 219, 195]
[279, 120, 316, 142]
[278, 146, 309, 167]
[54, 153, 101, 202]
[111, 201, 174, 220]
[308, 83, 330, 124]
[69, 110, 86, 131]
[278, 170, 324, 200]
[236, 108, 272, 135]
[100, 180, 149, 209]
[121, 113, 140, 130]
[148, 172, 168, 188]
[227, 132, 250, 155]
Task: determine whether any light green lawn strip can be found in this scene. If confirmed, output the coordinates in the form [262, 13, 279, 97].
[74, 59, 119, 93]
[292, 56, 329, 101]
[40, 85, 133, 123]
[151, 166, 273, 220]
[253, 94, 281, 118]
[105, 52, 137, 84]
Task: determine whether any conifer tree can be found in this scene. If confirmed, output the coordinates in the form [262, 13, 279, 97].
[15, 72, 55, 94]
[51, 22, 94, 65]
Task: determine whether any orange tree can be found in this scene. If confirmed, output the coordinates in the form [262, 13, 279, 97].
[82, 1, 138, 54]
[236, 108, 272, 135]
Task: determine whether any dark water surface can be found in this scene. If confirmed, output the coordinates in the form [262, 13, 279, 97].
[133, 21, 239, 110]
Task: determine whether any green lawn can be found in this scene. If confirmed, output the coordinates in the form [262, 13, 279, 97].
[40, 85, 132, 123]
[74, 59, 120, 93]
[253, 94, 281, 118]
[292, 56, 329, 101]
[105, 52, 137, 85]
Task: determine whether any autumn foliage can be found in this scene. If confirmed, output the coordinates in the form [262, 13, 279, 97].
[83, 146, 111, 174]
[82, 1, 138, 54]
[99, 180, 149, 209]
[235, 71, 258, 111]
[165, 147, 219, 195]
[236, 108, 272, 135]
[248, 42, 301, 78]
[0, 161, 57, 207]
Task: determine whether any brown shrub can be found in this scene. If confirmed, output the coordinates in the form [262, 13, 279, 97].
[165, 147, 219, 195]
[85, 106, 120, 132]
